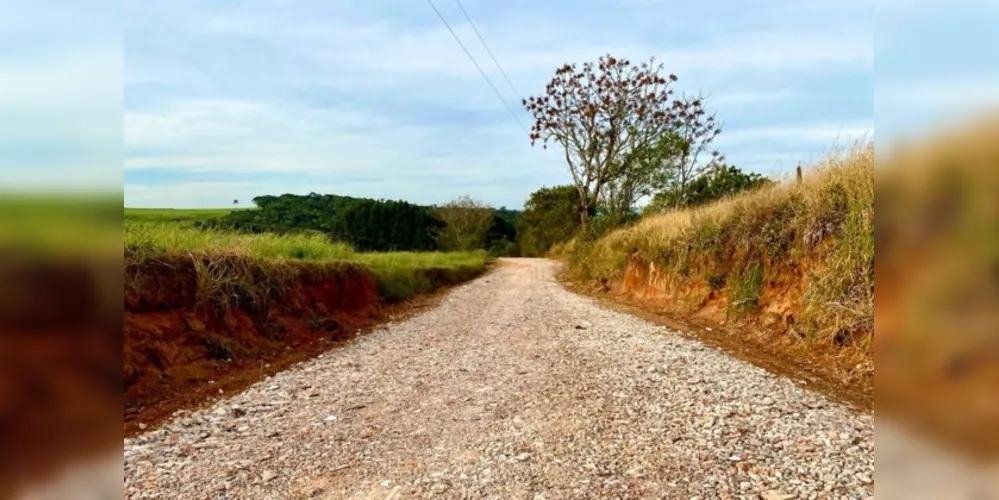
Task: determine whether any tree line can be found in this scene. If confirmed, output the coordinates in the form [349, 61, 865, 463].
[202, 54, 771, 256]
[198, 192, 521, 254]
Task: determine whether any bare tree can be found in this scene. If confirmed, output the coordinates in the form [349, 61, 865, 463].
[434, 195, 494, 251]
[523, 55, 690, 230]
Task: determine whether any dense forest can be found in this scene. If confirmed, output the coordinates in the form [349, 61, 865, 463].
[199, 192, 522, 254]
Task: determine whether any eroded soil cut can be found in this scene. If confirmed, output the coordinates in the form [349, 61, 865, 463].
[565, 256, 874, 413]
[124, 255, 482, 437]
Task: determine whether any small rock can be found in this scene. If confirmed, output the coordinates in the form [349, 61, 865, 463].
[380, 480, 392, 488]
[575, 321, 592, 330]
[137, 423, 147, 431]
[324, 415, 338, 422]
[261, 470, 277, 482]
[761, 491, 798, 500]
[514, 452, 532, 462]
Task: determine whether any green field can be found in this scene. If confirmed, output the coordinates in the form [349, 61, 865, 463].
[125, 212, 488, 303]
[124, 207, 244, 224]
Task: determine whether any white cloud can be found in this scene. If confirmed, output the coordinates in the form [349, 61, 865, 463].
[294, 27, 870, 88]
[712, 90, 794, 106]
[876, 0, 998, 13]
[0, 47, 121, 141]
[719, 123, 874, 145]
[877, 77, 999, 111]
[125, 181, 261, 207]
[658, 34, 872, 75]
[122, 0, 874, 207]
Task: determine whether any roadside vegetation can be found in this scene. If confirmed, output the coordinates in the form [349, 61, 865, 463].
[508, 54, 876, 385]
[124, 206, 489, 427]
[124, 220, 487, 304]
[124, 207, 238, 224]
[565, 144, 874, 352]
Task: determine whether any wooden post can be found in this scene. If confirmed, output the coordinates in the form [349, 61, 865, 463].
[796, 165, 803, 184]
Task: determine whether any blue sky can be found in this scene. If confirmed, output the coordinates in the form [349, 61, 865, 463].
[0, 0, 120, 190]
[121, 0, 881, 208]
[3, 1, 996, 207]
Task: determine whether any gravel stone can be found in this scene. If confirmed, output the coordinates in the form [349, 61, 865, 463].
[123, 259, 876, 499]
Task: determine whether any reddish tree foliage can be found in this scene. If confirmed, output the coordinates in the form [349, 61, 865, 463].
[523, 54, 721, 227]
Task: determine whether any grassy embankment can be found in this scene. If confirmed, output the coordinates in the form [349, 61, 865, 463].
[124, 209, 488, 302]
[124, 208, 488, 432]
[558, 142, 874, 383]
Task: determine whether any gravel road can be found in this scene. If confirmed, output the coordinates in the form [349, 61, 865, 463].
[124, 258, 874, 499]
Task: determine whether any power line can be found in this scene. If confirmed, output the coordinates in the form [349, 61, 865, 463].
[424, 0, 564, 169]
[451, 0, 523, 101]
[423, 0, 529, 135]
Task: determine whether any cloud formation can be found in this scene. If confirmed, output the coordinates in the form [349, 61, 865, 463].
[121, 0, 875, 208]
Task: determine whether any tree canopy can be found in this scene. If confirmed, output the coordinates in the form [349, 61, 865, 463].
[433, 195, 496, 252]
[517, 185, 583, 256]
[330, 198, 443, 252]
[646, 164, 772, 212]
[523, 54, 721, 229]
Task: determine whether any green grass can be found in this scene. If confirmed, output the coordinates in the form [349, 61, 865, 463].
[1, 194, 121, 255]
[729, 261, 764, 314]
[126, 221, 355, 261]
[125, 220, 488, 305]
[124, 207, 244, 224]
[358, 251, 490, 301]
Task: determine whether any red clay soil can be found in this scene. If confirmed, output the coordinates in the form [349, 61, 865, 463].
[124, 256, 485, 438]
[0, 255, 121, 496]
[569, 256, 873, 413]
[875, 256, 999, 459]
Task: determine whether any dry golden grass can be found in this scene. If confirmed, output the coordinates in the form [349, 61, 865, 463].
[566, 140, 875, 351]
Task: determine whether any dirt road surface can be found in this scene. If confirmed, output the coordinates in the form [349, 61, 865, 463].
[124, 259, 876, 499]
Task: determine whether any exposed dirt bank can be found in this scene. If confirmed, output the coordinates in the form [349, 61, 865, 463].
[0, 255, 119, 497]
[562, 267, 872, 415]
[566, 256, 873, 411]
[124, 255, 485, 437]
